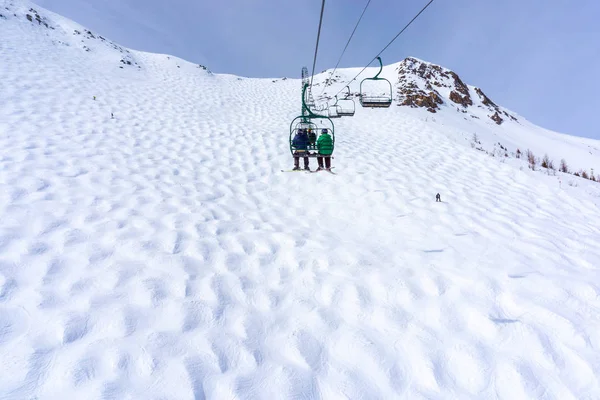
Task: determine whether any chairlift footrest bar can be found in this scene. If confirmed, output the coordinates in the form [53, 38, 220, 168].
[292, 154, 333, 158]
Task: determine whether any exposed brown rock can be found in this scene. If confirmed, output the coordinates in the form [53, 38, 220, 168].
[400, 90, 443, 113]
[474, 87, 497, 108]
[449, 72, 469, 96]
[490, 112, 504, 125]
[449, 90, 473, 107]
[396, 57, 518, 122]
[503, 110, 518, 122]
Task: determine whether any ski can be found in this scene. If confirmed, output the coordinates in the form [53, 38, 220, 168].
[308, 167, 336, 174]
[282, 167, 336, 174]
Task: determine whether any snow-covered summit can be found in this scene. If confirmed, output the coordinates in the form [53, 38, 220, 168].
[396, 57, 518, 125]
[315, 56, 518, 126]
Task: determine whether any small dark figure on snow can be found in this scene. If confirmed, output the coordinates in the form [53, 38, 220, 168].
[436, 193, 441, 202]
[111, 112, 114, 119]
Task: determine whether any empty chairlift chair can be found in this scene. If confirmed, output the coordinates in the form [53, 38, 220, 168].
[359, 56, 392, 108]
[328, 101, 341, 119]
[335, 86, 355, 117]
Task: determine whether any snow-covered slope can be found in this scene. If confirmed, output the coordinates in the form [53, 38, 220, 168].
[1, 1, 600, 399]
[315, 57, 600, 177]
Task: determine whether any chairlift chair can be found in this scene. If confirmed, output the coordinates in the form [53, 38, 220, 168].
[328, 102, 341, 119]
[359, 56, 392, 108]
[335, 86, 356, 116]
[289, 83, 335, 157]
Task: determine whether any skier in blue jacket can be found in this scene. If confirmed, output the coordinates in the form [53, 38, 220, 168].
[291, 129, 310, 170]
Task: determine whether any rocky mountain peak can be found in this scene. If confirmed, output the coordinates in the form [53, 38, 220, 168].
[395, 57, 518, 125]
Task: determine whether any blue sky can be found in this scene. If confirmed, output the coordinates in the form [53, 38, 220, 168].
[36, 0, 600, 139]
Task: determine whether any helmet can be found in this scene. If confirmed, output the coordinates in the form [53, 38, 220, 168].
[321, 128, 328, 133]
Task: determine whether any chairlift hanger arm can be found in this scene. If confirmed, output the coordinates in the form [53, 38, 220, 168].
[373, 56, 383, 79]
[344, 86, 352, 99]
[303, 83, 331, 119]
[331, 0, 436, 100]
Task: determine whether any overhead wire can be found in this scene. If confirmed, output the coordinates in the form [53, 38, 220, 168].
[318, 0, 372, 97]
[310, 0, 327, 90]
[331, 0, 435, 99]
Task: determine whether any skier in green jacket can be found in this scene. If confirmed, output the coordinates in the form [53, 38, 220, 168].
[316, 128, 333, 170]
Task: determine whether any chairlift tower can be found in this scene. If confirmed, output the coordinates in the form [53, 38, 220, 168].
[301, 67, 316, 115]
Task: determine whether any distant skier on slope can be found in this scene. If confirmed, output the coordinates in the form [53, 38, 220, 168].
[292, 129, 310, 171]
[436, 193, 441, 202]
[316, 128, 333, 171]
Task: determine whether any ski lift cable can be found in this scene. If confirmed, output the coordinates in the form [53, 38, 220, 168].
[318, 0, 372, 97]
[331, 0, 435, 99]
[310, 0, 327, 90]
